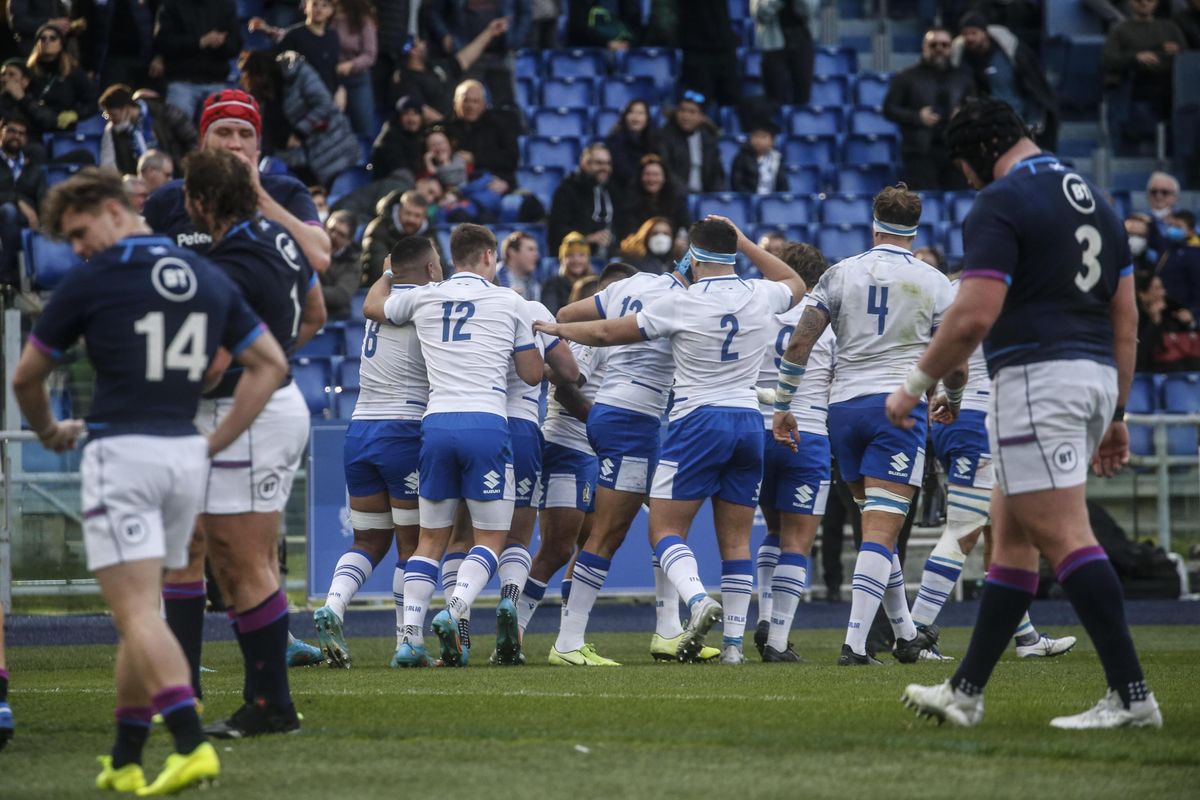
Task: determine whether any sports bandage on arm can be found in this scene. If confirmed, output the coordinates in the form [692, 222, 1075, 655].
[773, 358, 806, 412]
[756, 386, 778, 406]
[944, 383, 964, 406]
[902, 365, 937, 399]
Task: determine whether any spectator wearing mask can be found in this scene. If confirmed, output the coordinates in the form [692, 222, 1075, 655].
[548, 142, 619, 257]
[99, 85, 196, 176]
[361, 188, 443, 281]
[1125, 212, 1158, 274]
[331, 0, 378, 138]
[677, 0, 740, 107]
[152, 0, 243, 120]
[751, 0, 818, 106]
[0, 115, 46, 286]
[310, 184, 330, 222]
[540, 231, 595, 314]
[566, 0, 641, 49]
[884, 27, 977, 190]
[498, 230, 542, 300]
[1176, 0, 1200, 48]
[137, 149, 175, 194]
[123, 173, 149, 213]
[1160, 210, 1200, 317]
[321, 210, 364, 320]
[370, 95, 425, 179]
[1136, 272, 1200, 372]
[1102, 0, 1187, 150]
[425, 0, 529, 109]
[0, 59, 57, 138]
[952, 12, 1058, 149]
[618, 215, 677, 274]
[730, 119, 789, 195]
[658, 91, 724, 194]
[615, 154, 689, 241]
[25, 23, 96, 131]
[444, 78, 519, 187]
[251, 0, 342, 95]
[604, 99, 658, 188]
[392, 22, 509, 122]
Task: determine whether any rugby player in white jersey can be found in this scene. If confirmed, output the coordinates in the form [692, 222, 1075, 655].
[364, 224, 543, 668]
[773, 185, 957, 665]
[537, 218, 805, 665]
[312, 239, 441, 668]
[752, 242, 834, 663]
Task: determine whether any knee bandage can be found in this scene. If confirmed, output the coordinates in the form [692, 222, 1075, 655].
[946, 485, 991, 541]
[392, 507, 420, 527]
[862, 487, 911, 517]
[349, 509, 395, 530]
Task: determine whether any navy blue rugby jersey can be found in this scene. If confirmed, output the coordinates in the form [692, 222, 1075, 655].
[30, 235, 265, 439]
[143, 173, 320, 253]
[960, 153, 1132, 376]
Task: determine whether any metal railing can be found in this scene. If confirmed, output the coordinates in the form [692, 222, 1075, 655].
[1126, 412, 1200, 553]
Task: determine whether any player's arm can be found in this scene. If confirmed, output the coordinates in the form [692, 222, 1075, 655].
[556, 294, 603, 323]
[207, 330, 289, 456]
[533, 315, 643, 347]
[296, 278, 327, 349]
[707, 213, 806, 303]
[11, 344, 85, 453]
[555, 379, 592, 423]
[930, 361, 970, 424]
[1093, 273, 1137, 477]
[544, 339, 580, 386]
[513, 346, 545, 386]
[772, 305, 830, 450]
[362, 258, 406, 325]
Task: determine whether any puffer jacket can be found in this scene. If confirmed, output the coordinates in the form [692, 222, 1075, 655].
[276, 51, 357, 186]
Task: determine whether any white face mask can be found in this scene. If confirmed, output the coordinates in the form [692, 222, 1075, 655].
[648, 233, 672, 256]
[1129, 235, 1147, 257]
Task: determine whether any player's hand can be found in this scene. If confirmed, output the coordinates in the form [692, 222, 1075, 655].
[533, 320, 560, 338]
[772, 411, 798, 453]
[885, 388, 920, 429]
[705, 214, 749, 250]
[39, 419, 85, 452]
[1091, 421, 1130, 478]
[929, 393, 960, 425]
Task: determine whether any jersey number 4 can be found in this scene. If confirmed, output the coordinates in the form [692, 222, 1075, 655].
[867, 285, 888, 335]
[133, 312, 208, 382]
[440, 301, 476, 342]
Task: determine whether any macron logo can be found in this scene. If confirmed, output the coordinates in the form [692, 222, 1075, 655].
[889, 453, 910, 474]
[794, 485, 813, 507]
[483, 470, 501, 492]
[404, 472, 419, 494]
[954, 457, 972, 476]
[600, 459, 614, 480]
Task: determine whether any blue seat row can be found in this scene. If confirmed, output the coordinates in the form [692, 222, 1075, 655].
[292, 355, 360, 419]
[1128, 373, 1200, 456]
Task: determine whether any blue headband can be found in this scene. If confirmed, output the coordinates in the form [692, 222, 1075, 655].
[873, 218, 918, 236]
[688, 244, 737, 266]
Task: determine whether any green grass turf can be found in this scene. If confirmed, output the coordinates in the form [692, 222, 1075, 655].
[3, 625, 1198, 799]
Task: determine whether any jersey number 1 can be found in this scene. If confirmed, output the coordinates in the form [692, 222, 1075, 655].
[133, 312, 208, 382]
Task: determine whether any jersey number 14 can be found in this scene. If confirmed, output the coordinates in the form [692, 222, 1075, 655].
[134, 312, 208, 382]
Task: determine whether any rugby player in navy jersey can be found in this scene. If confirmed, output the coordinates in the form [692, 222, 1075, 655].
[890, 99, 1161, 729]
[11, 167, 287, 792]
[178, 149, 326, 738]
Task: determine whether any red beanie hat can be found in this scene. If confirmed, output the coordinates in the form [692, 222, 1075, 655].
[199, 89, 262, 142]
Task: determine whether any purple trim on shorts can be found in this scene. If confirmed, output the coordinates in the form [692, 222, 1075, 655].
[236, 590, 288, 633]
[83, 505, 108, 519]
[985, 564, 1038, 595]
[998, 433, 1038, 446]
[226, 608, 239, 630]
[115, 706, 153, 727]
[212, 459, 252, 468]
[27, 333, 63, 359]
[1056, 545, 1108, 582]
[961, 269, 1013, 285]
[162, 581, 206, 600]
[151, 685, 195, 716]
[0, 668, 8, 681]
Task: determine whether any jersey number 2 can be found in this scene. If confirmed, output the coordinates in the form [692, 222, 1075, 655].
[720, 314, 739, 361]
[133, 312, 208, 382]
[440, 301, 475, 342]
[1074, 224, 1102, 292]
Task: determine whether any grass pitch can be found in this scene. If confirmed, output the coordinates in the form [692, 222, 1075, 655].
[3, 625, 1198, 799]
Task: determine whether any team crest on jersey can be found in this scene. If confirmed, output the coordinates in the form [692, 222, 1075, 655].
[118, 515, 149, 545]
[581, 482, 591, 505]
[257, 472, 281, 500]
[150, 257, 198, 302]
[1052, 443, 1078, 473]
[1062, 174, 1096, 215]
[275, 232, 304, 271]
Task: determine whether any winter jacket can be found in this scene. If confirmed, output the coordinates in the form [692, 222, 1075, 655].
[7, 0, 66, 53]
[613, 185, 689, 242]
[0, 149, 47, 208]
[548, 169, 619, 252]
[322, 242, 365, 320]
[603, 126, 657, 188]
[729, 146, 788, 194]
[883, 60, 977, 155]
[445, 108, 520, 186]
[30, 61, 98, 122]
[1102, 18, 1187, 83]
[361, 189, 445, 281]
[75, 0, 154, 75]
[369, 119, 424, 178]
[153, 0, 243, 84]
[657, 116, 724, 194]
[0, 89, 58, 137]
[951, 25, 1058, 148]
[276, 51, 358, 186]
[138, 97, 199, 166]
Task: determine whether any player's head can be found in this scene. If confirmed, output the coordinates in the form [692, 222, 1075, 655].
[598, 261, 637, 290]
[450, 223, 498, 278]
[685, 218, 738, 278]
[389, 234, 442, 285]
[199, 88, 262, 164]
[779, 241, 827, 287]
[945, 98, 1029, 187]
[568, 274, 600, 304]
[872, 184, 922, 249]
[182, 148, 259, 238]
[42, 166, 142, 259]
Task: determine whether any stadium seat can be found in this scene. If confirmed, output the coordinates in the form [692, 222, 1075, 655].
[342, 324, 365, 358]
[328, 166, 371, 206]
[525, 136, 582, 172]
[944, 224, 964, 261]
[788, 106, 842, 137]
[532, 108, 591, 138]
[816, 224, 872, 262]
[742, 48, 763, 79]
[515, 50, 542, 80]
[1045, 0, 1104, 37]
[918, 192, 945, 223]
[516, 165, 566, 209]
[593, 108, 620, 136]
[43, 163, 82, 186]
[914, 223, 939, 251]
[622, 48, 677, 96]
[854, 72, 891, 107]
[693, 193, 752, 230]
[783, 164, 822, 194]
[516, 77, 536, 108]
[843, 134, 896, 165]
[297, 326, 342, 358]
[333, 388, 359, 419]
[349, 290, 367, 324]
[836, 163, 895, 193]
[849, 107, 900, 137]
[756, 193, 813, 227]
[1162, 373, 1200, 455]
[73, 115, 106, 137]
[718, 106, 744, 135]
[949, 192, 975, 223]
[537, 256, 559, 280]
[821, 194, 872, 224]
[727, 0, 747, 20]
[717, 135, 744, 172]
[600, 76, 656, 110]
[48, 132, 101, 162]
[541, 77, 595, 109]
[546, 48, 607, 79]
[1127, 374, 1157, 413]
[814, 46, 857, 77]
[292, 358, 331, 416]
[337, 357, 361, 391]
[809, 76, 849, 107]
[22, 229, 80, 290]
[783, 134, 837, 166]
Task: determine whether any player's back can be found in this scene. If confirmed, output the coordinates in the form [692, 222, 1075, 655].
[758, 296, 835, 434]
[354, 284, 429, 421]
[814, 245, 951, 404]
[963, 155, 1129, 375]
[506, 298, 555, 424]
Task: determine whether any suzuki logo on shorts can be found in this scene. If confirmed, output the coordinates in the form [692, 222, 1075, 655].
[404, 472, 419, 493]
[517, 478, 532, 498]
[483, 470, 501, 492]
[889, 453, 910, 474]
[954, 457, 972, 476]
[600, 458, 614, 479]
[794, 485, 813, 507]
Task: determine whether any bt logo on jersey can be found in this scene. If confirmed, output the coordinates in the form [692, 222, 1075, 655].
[150, 258, 198, 302]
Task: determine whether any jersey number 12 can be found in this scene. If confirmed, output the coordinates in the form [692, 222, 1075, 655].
[134, 312, 208, 382]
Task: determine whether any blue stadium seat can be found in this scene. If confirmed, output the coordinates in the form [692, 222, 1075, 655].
[821, 194, 872, 224]
[1045, 0, 1104, 37]
[788, 106, 842, 136]
[718, 106, 743, 135]
[1108, 190, 1132, 220]
[516, 165, 566, 209]
[816, 224, 872, 262]
[756, 194, 813, 227]
[333, 388, 359, 419]
[622, 48, 677, 96]
[600, 76, 656, 109]
[297, 326, 342, 358]
[717, 135, 744, 172]
[809, 76, 849, 107]
[546, 48, 607, 79]
[1162, 373, 1200, 455]
[44, 163, 82, 186]
[537, 256, 559, 280]
[22, 229, 80, 290]
[727, 0, 747, 20]
[814, 46, 857, 77]
[532, 108, 591, 138]
[516, 77, 536, 108]
[541, 77, 595, 109]
[525, 136, 582, 172]
[844, 134, 895, 165]
[944, 224, 964, 261]
[914, 223, 939, 251]
[349, 290, 367, 324]
[783, 135, 837, 166]
[328, 166, 371, 206]
[342, 324, 365, 358]
[73, 115, 106, 137]
[292, 358, 331, 416]
[594, 108, 620, 136]
[516, 50, 542, 80]
[693, 193, 752, 230]
[849, 107, 900, 137]
[836, 163, 895, 194]
[1127, 373, 1157, 413]
[854, 72, 891, 107]
[782, 164, 822, 194]
[48, 133, 101, 162]
[949, 192, 975, 223]
[337, 357, 361, 391]
[919, 192, 945, 223]
[742, 48, 763, 79]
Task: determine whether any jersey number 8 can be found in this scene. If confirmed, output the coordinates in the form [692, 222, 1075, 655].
[1074, 224, 1102, 293]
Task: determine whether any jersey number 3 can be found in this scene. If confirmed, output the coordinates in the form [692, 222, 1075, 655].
[1074, 224, 1102, 293]
[134, 312, 208, 382]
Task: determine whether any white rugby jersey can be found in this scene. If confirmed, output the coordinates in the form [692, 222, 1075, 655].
[939, 279, 990, 413]
[592, 271, 686, 418]
[638, 275, 795, 421]
[506, 298, 558, 425]
[757, 296, 835, 435]
[353, 284, 430, 421]
[810, 244, 953, 405]
[543, 340, 609, 453]
[383, 272, 536, 418]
